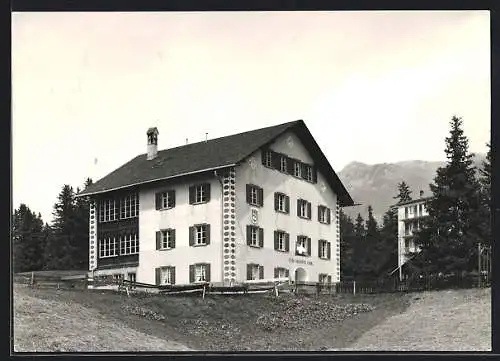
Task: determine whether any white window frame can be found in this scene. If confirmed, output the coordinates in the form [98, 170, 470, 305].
[195, 225, 207, 245]
[113, 274, 124, 281]
[120, 194, 139, 219]
[249, 226, 259, 247]
[277, 268, 288, 279]
[277, 193, 286, 213]
[99, 199, 117, 222]
[318, 206, 328, 223]
[296, 236, 308, 256]
[299, 200, 308, 218]
[161, 267, 174, 285]
[161, 229, 174, 249]
[264, 151, 272, 167]
[250, 264, 260, 280]
[195, 185, 207, 204]
[294, 162, 301, 177]
[161, 191, 174, 209]
[99, 237, 117, 258]
[127, 272, 136, 283]
[249, 186, 259, 206]
[306, 166, 313, 182]
[195, 264, 207, 282]
[280, 156, 287, 172]
[120, 233, 139, 255]
[319, 240, 328, 259]
[319, 274, 328, 284]
[277, 231, 286, 251]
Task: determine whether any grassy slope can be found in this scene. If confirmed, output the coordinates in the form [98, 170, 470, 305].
[13, 284, 191, 352]
[13, 284, 411, 352]
[339, 288, 491, 351]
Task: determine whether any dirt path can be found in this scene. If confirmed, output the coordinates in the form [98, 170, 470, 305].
[337, 288, 491, 351]
[13, 285, 192, 352]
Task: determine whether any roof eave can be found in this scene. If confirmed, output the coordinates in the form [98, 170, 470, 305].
[75, 164, 237, 198]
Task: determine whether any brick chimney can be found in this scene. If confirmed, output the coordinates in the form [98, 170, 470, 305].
[147, 127, 159, 160]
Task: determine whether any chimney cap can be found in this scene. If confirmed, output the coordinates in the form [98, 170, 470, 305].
[147, 127, 159, 135]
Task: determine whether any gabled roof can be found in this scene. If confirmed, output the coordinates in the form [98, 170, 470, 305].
[77, 120, 355, 206]
[391, 196, 433, 208]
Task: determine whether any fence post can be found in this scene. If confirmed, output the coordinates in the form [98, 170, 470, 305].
[353, 280, 356, 296]
[274, 282, 279, 297]
[202, 284, 206, 299]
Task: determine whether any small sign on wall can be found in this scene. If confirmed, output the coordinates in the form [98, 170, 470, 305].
[251, 208, 258, 225]
[289, 257, 313, 266]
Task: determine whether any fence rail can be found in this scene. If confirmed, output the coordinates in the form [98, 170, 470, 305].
[16, 270, 491, 296]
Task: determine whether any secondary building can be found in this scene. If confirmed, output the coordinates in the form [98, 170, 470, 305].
[77, 120, 355, 287]
[394, 191, 431, 281]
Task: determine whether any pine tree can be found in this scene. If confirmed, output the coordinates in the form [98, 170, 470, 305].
[411, 116, 483, 274]
[359, 205, 382, 277]
[393, 181, 413, 204]
[339, 210, 356, 278]
[351, 213, 366, 277]
[477, 143, 491, 245]
[46, 185, 77, 270]
[378, 206, 399, 275]
[12, 204, 45, 272]
[73, 178, 93, 270]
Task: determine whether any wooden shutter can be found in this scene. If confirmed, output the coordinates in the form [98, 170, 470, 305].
[205, 183, 211, 202]
[297, 199, 301, 216]
[246, 225, 252, 246]
[318, 206, 321, 222]
[155, 267, 161, 285]
[318, 239, 322, 258]
[327, 208, 331, 224]
[327, 275, 332, 284]
[301, 163, 308, 179]
[246, 184, 251, 204]
[307, 237, 311, 256]
[274, 231, 278, 250]
[156, 231, 161, 250]
[274, 193, 279, 211]
[327, 242, 331, 260]
[171, 229, 176, 249]
[205, 263, 211, 282]
[259, 228, 264, 248]
[307, 202, 312, 219]
[312, 166, 318, 183]
[285, 233, 290, 252]
[272, 152, 280, 169]
[189, 265, 195, 283]
[171, 267, 176, 285]
[247, 264, 252, 280]
[189, 186, 195, 204]
[286, 269, 290, 277]
[259, 265, 264, 280]
[258, 187, 264, 207]
[205, 224, 211, 245]
[170, 190, 176, 208]
[155, 192, 162, 210]
[285, 195, 290, 213]
[274, 268, 279, 278]
[286, 157, 294, 174]
[189, 226, 195, 246]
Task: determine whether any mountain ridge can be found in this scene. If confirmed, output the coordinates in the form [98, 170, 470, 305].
[338, 153, 486, 222]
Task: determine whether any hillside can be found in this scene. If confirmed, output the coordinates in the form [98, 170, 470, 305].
[338, 153, 486, 222]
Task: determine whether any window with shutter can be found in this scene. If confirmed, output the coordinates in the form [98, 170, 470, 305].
[247, 225, 262, 248]
[275, 231, 287, 252]
[262, 150, 273, 167]
[191, 183, 210, 204]
[275, 193, 288, 214]
[159, 229, 175, 250]
[192, 224, 209, 246]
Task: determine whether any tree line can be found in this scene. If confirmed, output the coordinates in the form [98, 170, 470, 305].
[12, 116, 491, 279]
[340, 116, 491, 279]
[12, 178, 93, 273]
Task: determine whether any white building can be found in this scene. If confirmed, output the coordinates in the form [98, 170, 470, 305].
[77, 120, 355, 287]
[394, 192, 431, 281]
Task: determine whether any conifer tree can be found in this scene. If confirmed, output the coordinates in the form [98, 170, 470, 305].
[339, 210, 356, 278]
[393, 181, 413, 204]
[12, 204, 45, 272]
[411, 116, 483, 274]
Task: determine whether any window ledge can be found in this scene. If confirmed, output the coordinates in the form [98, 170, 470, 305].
[192, 243, 208, 247]
[158, 247, 175, 251]
[319, 221, 331, 225]
[191, 201, 209, 205]
[248, 244, 262, 249]
[275, 249, 289, 253]
[276, 210, 289, 215]
[248, 202, 263, 208]
[319, 256, 330, 260]
[298, 216, 312, 221]
[159, 206, 175, 211]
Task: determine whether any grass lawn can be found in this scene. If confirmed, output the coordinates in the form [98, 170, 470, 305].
[338, 287, 491, 351]
[13, 281, 491, 352]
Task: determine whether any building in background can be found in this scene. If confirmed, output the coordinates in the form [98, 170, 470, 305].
[394, 191, 431, 281]
[76, 120, 354, 287]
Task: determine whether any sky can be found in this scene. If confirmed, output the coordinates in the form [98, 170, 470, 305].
[12, 11, 490, 224]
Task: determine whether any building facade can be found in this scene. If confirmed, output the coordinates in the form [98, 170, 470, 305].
[395, 193, 430, 281]
[78, 120, 354, 287]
